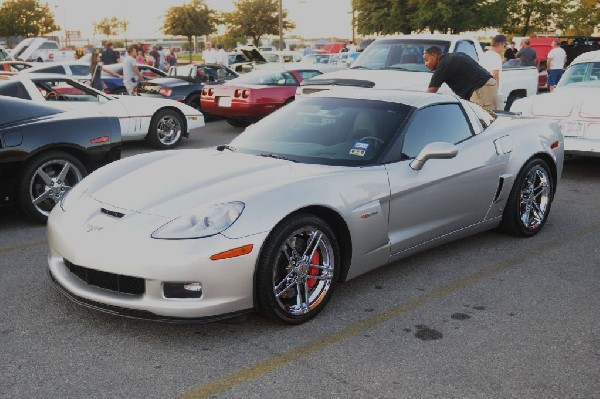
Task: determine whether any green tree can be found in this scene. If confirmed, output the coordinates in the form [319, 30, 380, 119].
[162, 0, 217, 62]
[354, 0, 415, 35]
[557, 0, 600, 35]
[94, 17, 122, 38]
[223, 0, 296, 47]
[0, 0, 60, 38]
[499, 0, 566, 36]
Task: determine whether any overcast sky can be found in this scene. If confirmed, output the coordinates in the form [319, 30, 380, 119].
[37, 0, 353, 42]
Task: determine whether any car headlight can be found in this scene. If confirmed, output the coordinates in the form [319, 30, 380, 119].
[152, 202, 245, 240]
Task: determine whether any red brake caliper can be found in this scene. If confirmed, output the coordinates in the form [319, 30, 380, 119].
[307, 251, 320, 290]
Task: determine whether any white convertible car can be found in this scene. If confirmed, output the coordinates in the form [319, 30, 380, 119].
[0, 74, 204, 149]
[510, 50, 600, 156]
[47, 88, 563, 325]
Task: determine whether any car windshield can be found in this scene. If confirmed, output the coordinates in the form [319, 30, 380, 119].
[0, 95, 62, 125]
[226, 70, 298, 86]
[33, 78, 107, 102]
[351, 39, 450, 72]
[229, 97, 412, 166]
[557, 62, 600, 88]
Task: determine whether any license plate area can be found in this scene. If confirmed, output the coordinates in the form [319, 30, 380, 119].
[217, 96, 232, 107]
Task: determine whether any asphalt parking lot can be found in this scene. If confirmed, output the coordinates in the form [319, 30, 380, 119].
[1, 120, 599, 399]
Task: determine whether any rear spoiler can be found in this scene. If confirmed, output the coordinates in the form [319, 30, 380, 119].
[300, 78, 376, 88]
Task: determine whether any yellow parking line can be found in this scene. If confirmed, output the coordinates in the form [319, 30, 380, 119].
[0, 239, 46, 255]
[176, 223, 599, 399]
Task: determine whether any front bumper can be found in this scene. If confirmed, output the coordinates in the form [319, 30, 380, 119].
[47, 203, 267, 321]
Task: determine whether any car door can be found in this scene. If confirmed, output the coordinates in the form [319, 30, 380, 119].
[385, 103, 503, 256]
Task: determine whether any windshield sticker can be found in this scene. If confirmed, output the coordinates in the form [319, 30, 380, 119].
[353, 141, 369, 150]
[350, 141, 369, 157]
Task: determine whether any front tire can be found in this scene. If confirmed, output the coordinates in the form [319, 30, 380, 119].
[16, 151, 87, 223]
[499, 158, 553, 237]
[146, 109, 184, 149]
[256, 214, 339, 324]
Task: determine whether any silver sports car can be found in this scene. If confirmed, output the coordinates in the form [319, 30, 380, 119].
[47, 88, 564, 325]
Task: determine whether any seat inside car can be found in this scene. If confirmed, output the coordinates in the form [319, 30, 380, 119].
[350, 111, 378, 141]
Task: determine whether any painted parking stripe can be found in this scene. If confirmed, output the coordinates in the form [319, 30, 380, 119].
[175, 223, 600, 399]
[0, 239, 46, 255]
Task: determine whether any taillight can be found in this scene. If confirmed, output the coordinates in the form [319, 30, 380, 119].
[208, 88, 214, 96]
[159, 88, 172, 97]
[242, 89, 250, 99]
[201, 89, 207, 96]
[234, 89, 241, 98]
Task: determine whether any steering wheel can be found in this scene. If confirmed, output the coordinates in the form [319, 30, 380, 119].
[360, 136, 384, 145]
[45, 91, 65, 101]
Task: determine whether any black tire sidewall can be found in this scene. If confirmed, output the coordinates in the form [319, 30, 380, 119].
[147, 109, 184, 149]
[501, 158, 553, 237]
[256, 213, 340, 324]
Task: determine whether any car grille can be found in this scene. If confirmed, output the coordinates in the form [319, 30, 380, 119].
[64, 259, 145, 295]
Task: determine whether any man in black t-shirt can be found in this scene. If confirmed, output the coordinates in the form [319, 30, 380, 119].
[504, 41, 517, 61]
[100, 42, 120, 65]
[423, 46, 498, 110]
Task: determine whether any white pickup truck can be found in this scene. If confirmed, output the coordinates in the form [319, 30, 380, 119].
[11, 37, 76, 63]
[298, 34, 538, 111]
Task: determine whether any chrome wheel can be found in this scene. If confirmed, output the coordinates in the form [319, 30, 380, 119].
[273, 226, 335, 316]
[156, 114, 182, 146]
[257, 214, 339, 324]
[518, 165, 550, 231]
[500, 158, 554, 237]
[29, 159, 83, 217]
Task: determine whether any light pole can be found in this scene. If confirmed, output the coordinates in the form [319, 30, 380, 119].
[278, 0, 283, 50]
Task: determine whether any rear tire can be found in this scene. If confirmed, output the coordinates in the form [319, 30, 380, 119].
[16, 151, 87, 223]
[499, 158, 553, 237]
[185, 93, 201, 111]
[146, 109, 184, 149]
[226, 119, 251, 128]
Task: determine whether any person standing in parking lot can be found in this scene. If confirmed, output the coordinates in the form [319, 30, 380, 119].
[547, 40, 567, 91]
[479, 34, 506, 110]
[516, 38, 537, 66]
[423, 46, 498, 110]
[100, 42, 120, 65]
[504, 41, 517, 61]
[123, 46, 145, 95]
[89, 51, 122, 91]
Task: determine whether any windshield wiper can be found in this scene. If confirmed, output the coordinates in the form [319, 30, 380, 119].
[258, 153, 298, 162]
[350, 65, 371, 70]
[216, 145, 236, 152]
[387, 66, 411, 71]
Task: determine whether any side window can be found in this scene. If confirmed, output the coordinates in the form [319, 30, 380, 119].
[31, 65, 64, 74]
[298, 70, 322, 81]
[39, 42, 59, 50]
[70, 65, 90, 76]
[401, 104, 473, 159]
[455, 41, 479, 62]
[0, 81, 32, 100]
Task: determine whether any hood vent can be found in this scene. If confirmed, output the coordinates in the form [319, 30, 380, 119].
[101, 207, 125, 218]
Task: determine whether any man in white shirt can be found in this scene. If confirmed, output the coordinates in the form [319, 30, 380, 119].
[216, 44, 229, 67]
[123, 46, 145, 95]
[479, 34, 505, 110]
[547, 40, 567, 91]
[202, 43, 218, 64]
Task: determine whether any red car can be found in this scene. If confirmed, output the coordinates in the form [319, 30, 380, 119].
[0, 61, 33, 75]
[200, 68, 321, 127]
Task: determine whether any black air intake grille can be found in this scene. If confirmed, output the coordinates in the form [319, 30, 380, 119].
[64, 259, 145, 295]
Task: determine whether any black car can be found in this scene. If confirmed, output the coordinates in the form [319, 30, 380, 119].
[0, 95, 121, 223]
[136, 63, 238, 111]
[101, 63, 168, 95]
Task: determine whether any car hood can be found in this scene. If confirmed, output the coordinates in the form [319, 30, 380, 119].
[90, 149, 338, 218]
[239, 47, 267, 63]
[309, 68, 432, 90]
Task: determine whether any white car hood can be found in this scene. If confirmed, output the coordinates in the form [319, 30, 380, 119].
[90, 149, 334, 217]
[312, 68, 434, 91]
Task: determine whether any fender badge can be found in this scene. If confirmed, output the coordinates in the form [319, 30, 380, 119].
[360, 211, 378, 219]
